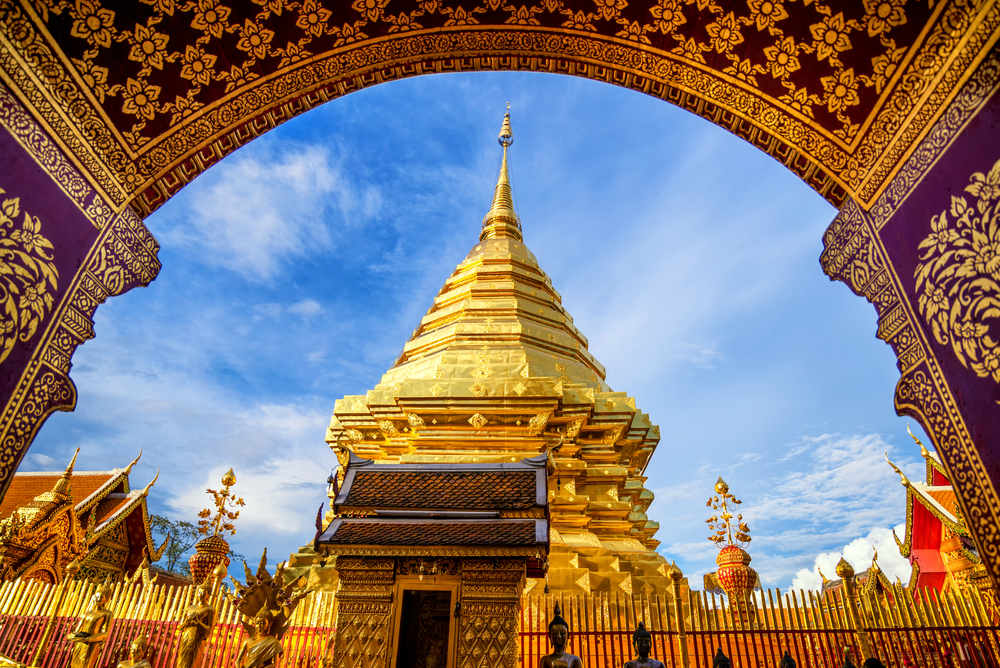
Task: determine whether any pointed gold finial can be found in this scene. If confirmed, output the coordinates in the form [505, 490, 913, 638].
[140, 469, 159, 497]
[885, 451, 910, 487]
[818, 567, 830, 585]
[52, 448, 80, 497]
[907, 423, 932, 460]
[124, 448, 142, 475]
[481, 106, 522, 242]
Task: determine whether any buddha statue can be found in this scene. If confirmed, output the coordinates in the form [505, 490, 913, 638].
[539, 603, 583, 668]
[116, 635, 152, 668]
[67, 585, 113, 668]
[176, 582, 216, 668]
[236, 608, 283, 668]
[623, 622, 665, 668]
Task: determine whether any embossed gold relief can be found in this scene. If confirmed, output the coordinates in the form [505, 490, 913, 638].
[0, 186, 58, 365]
[3, 0, 994, 217]
[821, 50, 1000, 591]
[916, 158, 1000, 383]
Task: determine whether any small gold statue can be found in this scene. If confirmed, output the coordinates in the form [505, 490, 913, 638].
[116, 635, 152, 668]
[175, 582, 216, 668]
[539, 603, 583, 668]
[67, 584, 113, 668]
[235, 608, 283, 668]
[623, 623, 665, 668]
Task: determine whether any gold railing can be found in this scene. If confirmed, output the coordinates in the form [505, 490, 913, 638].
[0, 577, 996, 667]
[519, 584, 1000, 668]
[0, 578, 336, 667]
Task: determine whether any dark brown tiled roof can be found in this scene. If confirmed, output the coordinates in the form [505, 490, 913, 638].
[325, 520, 537, 546]
[343, 470, 536, 509]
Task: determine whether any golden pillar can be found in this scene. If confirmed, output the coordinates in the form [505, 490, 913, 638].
[329, 558, 395, 668]
[457, 559, 525, 668]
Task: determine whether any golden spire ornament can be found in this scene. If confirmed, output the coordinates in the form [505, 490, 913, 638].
[706, 477, 757, 615]
[706, 476, 752, 548]
[481, 103, 522, 242]
[197, 468, 245, 539]
[189, 468, 245, 586]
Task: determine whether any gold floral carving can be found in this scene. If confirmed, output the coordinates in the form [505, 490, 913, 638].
[5, 0, 987, 219]
[822, 139, 1000, 592]
[0, 115, 160, 499]
[915, 159, 1000, 383]
[0, 187, 58, 366]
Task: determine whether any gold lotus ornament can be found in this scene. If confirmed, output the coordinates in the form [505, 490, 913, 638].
[706, 477, 757, 620]
[188, 468, 245, 586]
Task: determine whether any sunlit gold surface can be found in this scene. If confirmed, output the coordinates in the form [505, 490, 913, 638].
[324, 113, 670, 595]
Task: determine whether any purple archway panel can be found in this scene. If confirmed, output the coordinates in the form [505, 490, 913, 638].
[822, 53, 1000, 587]
[0, 83, 161, 499]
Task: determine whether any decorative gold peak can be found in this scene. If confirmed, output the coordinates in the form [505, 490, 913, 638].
[885, 451, 911, 487]
[908, 423, 933, 461]
[481, 105, 522, 243]
[124, 447, 142, 475]
[52, 448, 80, 497]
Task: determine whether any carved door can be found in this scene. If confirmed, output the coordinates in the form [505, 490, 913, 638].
[395, 589, 454, 668]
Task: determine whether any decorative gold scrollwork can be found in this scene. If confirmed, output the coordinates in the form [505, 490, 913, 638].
[915, 158, 1000, 383]
[0, 187, 59, 365]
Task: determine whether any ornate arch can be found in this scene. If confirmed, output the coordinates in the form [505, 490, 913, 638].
[1, 0, 999, 588]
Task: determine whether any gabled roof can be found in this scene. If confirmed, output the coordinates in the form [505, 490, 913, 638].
[3, 452, 166, 563]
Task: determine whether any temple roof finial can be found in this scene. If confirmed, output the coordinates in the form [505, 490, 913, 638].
[481, 105, 522, 242]
[52, 448, 80, 497]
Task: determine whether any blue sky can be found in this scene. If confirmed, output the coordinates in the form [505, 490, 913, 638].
[30, 72, 927, 589]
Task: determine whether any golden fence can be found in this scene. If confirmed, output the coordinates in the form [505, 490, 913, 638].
[519, 585, 1000, 668]
[0, 578, 336, 667]
[0, 578, 997, 667]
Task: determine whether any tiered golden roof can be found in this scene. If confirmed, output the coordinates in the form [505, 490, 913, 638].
[325, 110, 672, 595]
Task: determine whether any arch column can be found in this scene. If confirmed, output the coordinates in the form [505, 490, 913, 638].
[821, 51, 1000, 586]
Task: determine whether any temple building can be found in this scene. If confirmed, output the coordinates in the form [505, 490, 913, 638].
[0, 449, 166, 584]
[316, 450, 549, 668]
[320, 112, 674, 596]
[886, 431, 995, 610]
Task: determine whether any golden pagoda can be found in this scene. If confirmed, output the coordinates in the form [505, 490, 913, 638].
[323, 110, 673, 595]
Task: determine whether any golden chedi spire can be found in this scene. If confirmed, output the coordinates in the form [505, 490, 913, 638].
[481, 104, 522, 242]
[325, 108, 669, 597]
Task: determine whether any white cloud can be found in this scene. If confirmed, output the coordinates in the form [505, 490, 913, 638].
[156, 145, 380, 281]
[287, 299, 324, 318]
[791, 524, 910, 590]
[167, 457, 328, 546]
[252, 299, 324, 322]
[252, 303, 283, 321]
[655, 433, 921, 588]
[29, 453, 56, 469]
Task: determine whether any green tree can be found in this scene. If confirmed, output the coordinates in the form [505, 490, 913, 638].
[150, 514, 201, 574]
[149, 514, 246, 576]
